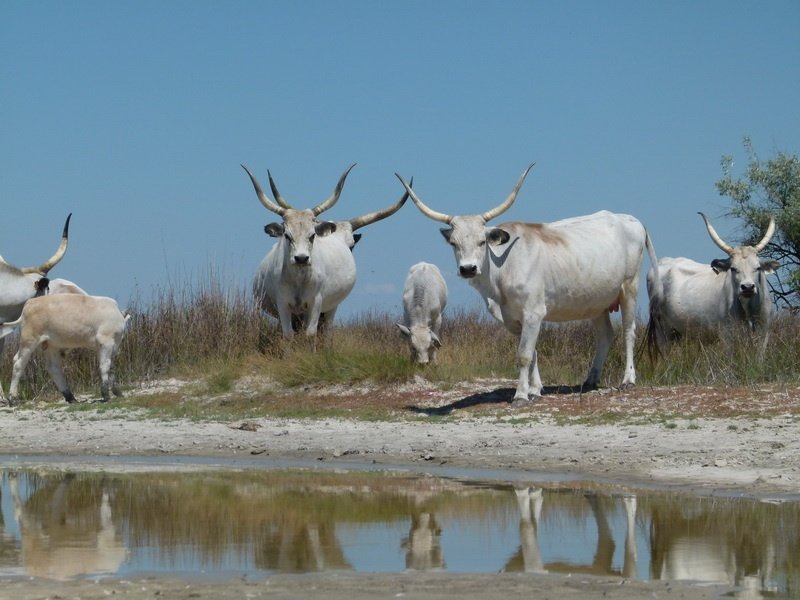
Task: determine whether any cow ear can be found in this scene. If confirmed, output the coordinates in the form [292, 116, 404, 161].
[760, 259, 780, 274]
[315, 221, 337, 237]
[710, 258, 731, 273]
[351, 233, 362, 248]
[396, 323, 411, 337]
[487, 227, 510, 246]
[439, 228, 453, 244]
[265, 223, 284, 238]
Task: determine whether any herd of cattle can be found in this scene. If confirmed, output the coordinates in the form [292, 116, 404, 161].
[0, 163, 779, 406]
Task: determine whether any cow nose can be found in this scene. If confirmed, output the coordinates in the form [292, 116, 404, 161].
[294, 254, 310, 265]
[459, 265, 478, 278]
[741, 283, 756, 295]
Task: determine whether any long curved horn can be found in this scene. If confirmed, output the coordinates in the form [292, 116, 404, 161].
[268, 170, 293, 209]
[312, 163, 356, 216]
[22, 213, 71, 275]
[349, 177, 413, 231]
[698, 212, 734, 255]
[396, 173, 453, 224]
[242, 165, 285, 216]
[753, 216, 776, 252]
[481, 162, 535, 222]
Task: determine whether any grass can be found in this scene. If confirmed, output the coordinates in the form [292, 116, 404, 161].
[2, 271, 800, 415]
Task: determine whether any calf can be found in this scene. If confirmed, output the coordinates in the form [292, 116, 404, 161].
[397, 262, 448, 364]
[0, 294, 129, 405]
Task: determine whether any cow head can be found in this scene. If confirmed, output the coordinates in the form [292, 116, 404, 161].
[396, 323, 441, 364]
[243, 165, 354, 266]
[699, 212, 779, 301]
[396, 165, 534, 279]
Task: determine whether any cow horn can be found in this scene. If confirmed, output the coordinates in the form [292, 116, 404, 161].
[698, 212, 734, 255]
[22, 214, 71, 275]
[268, 170, 293, 209]
[242, 165, 286, 216]
[312, 163, 356, 217]
[396, 174, 453, 224]
[753, 217, 776, 252]
[481, 163, 535, 222]
[349, 177, 412, 231]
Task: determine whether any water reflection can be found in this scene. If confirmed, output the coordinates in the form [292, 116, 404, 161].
[0, 467, 797, 596]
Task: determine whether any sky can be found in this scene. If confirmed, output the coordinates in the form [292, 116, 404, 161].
[2, 1, 799, 321]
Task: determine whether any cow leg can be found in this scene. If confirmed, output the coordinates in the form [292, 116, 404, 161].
[277, 302, 296, 337]
[514, 314, 543, 404]
[7, 342, 38, 406]
[43, 348, 77, 404]
[584, 313, 613, 391]
[303, 298, 325, 337]
[97, 342, 117, 402]
[0, 338, 6, 404]
[619, 289, 638, 389]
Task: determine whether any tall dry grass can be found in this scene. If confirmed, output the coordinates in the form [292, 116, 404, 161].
[2, 271, 799, 402]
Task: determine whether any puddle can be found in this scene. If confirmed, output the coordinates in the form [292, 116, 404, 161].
[0, 460, 797, 597]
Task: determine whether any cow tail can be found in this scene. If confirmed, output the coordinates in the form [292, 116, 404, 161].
[643, 231, 665, 362]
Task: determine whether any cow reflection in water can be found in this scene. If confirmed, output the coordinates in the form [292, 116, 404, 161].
[255, 520, 351, 572]
[402, 512, 444, 571]
[9, 474, 127, 580]
[649, 501, 777, 596]
[506, 487, 638, 577]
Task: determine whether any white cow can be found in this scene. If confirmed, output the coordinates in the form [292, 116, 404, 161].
[397, 165, 658, 404]
[0, 214, 71, 366]
[396, 262, 448, 364]
[0, 293, 129, 405]
[244, 165, 408, 336]
[646, 212, 778, 357]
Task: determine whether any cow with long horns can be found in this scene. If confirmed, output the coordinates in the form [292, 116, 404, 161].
[397, 165, 658, 404]
[646, 212, 778, 356]
[0, 214, 71, 405]
[243, 165, 408, 336]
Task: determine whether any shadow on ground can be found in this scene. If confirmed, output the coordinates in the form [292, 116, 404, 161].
[405, 384, 591, 416]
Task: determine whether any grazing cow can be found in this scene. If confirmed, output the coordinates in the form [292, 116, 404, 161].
[396, 262, 448, 364]
[397, 165, 658, 404]
[646, 212, 778, 356]
[0, 293, 129, 405]
[243, 165, 408, 336]
[0, 215, 72, 390]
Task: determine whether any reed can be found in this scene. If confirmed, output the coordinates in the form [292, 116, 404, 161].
[2, 271, 799, 404]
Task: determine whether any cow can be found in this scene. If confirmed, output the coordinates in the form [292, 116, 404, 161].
[646, 212, 778, 357]
[396, 164, 658, 404]
[396, 262, 448, 364]
[243, 164, 408, 336]
[0, 293, 130, 406]
[0, 215, 72, 374]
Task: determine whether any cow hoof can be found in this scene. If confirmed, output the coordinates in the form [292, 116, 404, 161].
[580, 381, 599, 393]
[64, 392, 78, 404]
[511, 396, 531, 407]
[618, 382, 636, 391]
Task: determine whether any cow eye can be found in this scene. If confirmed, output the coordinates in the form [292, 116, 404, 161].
[308, 233, 316, 243]
[478, 240, 486, 247]
[284, 233, 292, 242]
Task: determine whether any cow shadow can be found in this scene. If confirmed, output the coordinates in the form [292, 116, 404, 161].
[405, 384, 588, 416]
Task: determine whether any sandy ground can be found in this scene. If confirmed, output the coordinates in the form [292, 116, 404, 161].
[1, 378, 799, 598]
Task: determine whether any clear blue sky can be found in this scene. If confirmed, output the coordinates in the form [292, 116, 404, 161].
[2, 1, 799, 319]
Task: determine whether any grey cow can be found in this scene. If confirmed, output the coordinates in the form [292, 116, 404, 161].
[397, 262, 448, 364]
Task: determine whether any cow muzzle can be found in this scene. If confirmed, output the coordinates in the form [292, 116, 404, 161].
[740, 283, 757, 298]
[293, 254, 310, 266]
[459, 264, 478, 278]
